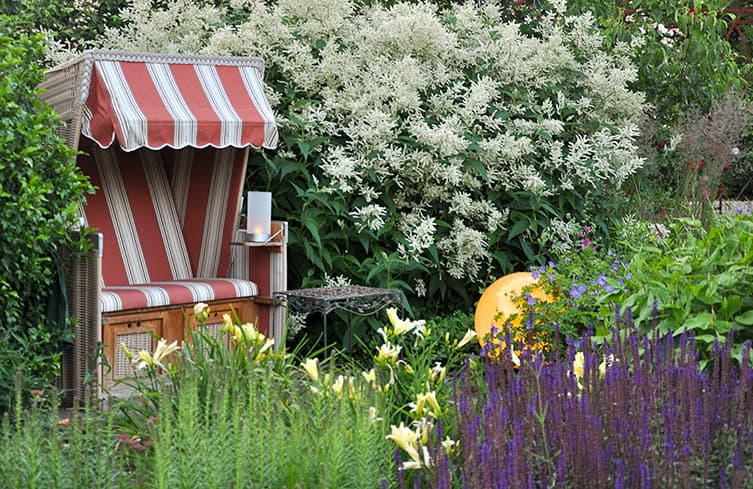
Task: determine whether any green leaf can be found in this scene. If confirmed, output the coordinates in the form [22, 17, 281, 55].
[507, 219, 528, 240]
[675, 312, 715, 335]
[467, 158, 488, 182]
[735, 310, 753, 326]
[303, 216, 322, 248]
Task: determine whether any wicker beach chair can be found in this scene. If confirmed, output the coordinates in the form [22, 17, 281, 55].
[39, 50, 286, 403]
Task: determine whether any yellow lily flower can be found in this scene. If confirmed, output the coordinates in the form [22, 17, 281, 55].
[393, 318, 415, 336]
[410, 393, 427, 417]
[573, 352, 585, 380]
[258, 338, 275, 354]
[301, 358, 319, 382]
[424, 391, 441, 417]
[133, 349, 153, 370]
[411, 391, 441, 417]
[376, 343, 401, 364]
[193, 302, 209, 322]
[386, 422, 420, 464]
[386, 307, 400, 327]
[430, 362, 446, 384]
[456, 329, 478, 349]
[441, 437, 457, 455]
[222, 313, 233, 330]
[362, 368, 376, 384]
[151, 339, 180, 370]
[332, 375, 345, 397]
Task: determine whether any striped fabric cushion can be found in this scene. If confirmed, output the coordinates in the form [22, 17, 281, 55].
[78, 140, 193, 284]
[101, 278, 258, 313]
[162, 146, 248, 278]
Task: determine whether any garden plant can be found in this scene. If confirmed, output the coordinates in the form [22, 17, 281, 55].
[0, 16, 93, 412]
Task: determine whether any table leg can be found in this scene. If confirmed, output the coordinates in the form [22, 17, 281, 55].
[323, 311, 329, 362]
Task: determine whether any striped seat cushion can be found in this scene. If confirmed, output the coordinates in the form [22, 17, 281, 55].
[101, 278, 258, 313]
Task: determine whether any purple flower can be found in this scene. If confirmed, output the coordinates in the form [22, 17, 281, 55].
[584, 225, 592, 233]
[580, 237, 592, 248]
[525, 293, 537, 306]
[570, 283, 587, 299]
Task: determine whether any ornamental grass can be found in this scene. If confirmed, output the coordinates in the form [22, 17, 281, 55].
[402, 311, 753, 489]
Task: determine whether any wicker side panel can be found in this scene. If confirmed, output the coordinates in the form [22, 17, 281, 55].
[60, 232, 102, 406]
[39, 56, 88, 150]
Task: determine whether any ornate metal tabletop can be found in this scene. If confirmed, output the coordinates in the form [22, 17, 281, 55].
[275, 285, 404, 355]
[276, 285, 403, 315]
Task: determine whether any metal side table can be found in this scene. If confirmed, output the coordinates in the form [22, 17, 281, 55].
[275, 285, 404, 357]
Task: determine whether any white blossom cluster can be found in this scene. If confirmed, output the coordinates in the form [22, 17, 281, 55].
[90, 0, 645, 282]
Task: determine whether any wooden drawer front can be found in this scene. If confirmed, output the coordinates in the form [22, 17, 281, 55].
[104, 319, 163, 383]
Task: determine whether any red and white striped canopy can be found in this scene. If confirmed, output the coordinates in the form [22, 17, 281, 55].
[79, 51, 278, 152]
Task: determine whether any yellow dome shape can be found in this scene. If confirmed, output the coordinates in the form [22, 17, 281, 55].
[474, 272, 551, 349]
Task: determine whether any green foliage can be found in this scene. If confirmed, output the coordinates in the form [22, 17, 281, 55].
[562, 1, 752, 225]
[104, 307, 393, 487]
[566, 0, 748, 124]
[524, 213, 753, 366]
[0, 355, 392, 488]
[0, 19, 93, 413]
[1, 0, 127, 56]
[617, 214, 753, 366]
[520, 234, 633, 345]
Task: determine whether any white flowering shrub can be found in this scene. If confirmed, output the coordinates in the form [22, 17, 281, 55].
[93, 0, 645, 312]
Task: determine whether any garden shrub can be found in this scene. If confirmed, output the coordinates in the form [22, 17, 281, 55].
[633, 90, 751, 225]
[566, 1, 748, 126]
[0, 18, 93, 413]
[2, 0, 128, 63]
[519, 212, 753, 366]
[563, 1, 752, 223]
[91, 0, 646, 314]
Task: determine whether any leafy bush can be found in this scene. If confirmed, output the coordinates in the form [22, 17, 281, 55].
[521, 213, 753, 365]
[617, 214, 753, 366]
[566, 0, 748, 125]
[2, 0, 127, 63]
[92, 0, 646, 314]
[632, 91, 751, 224]
[562, 2, 752, 223]
[402, 324, 753, 488]
[0, 18, 93, 413]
